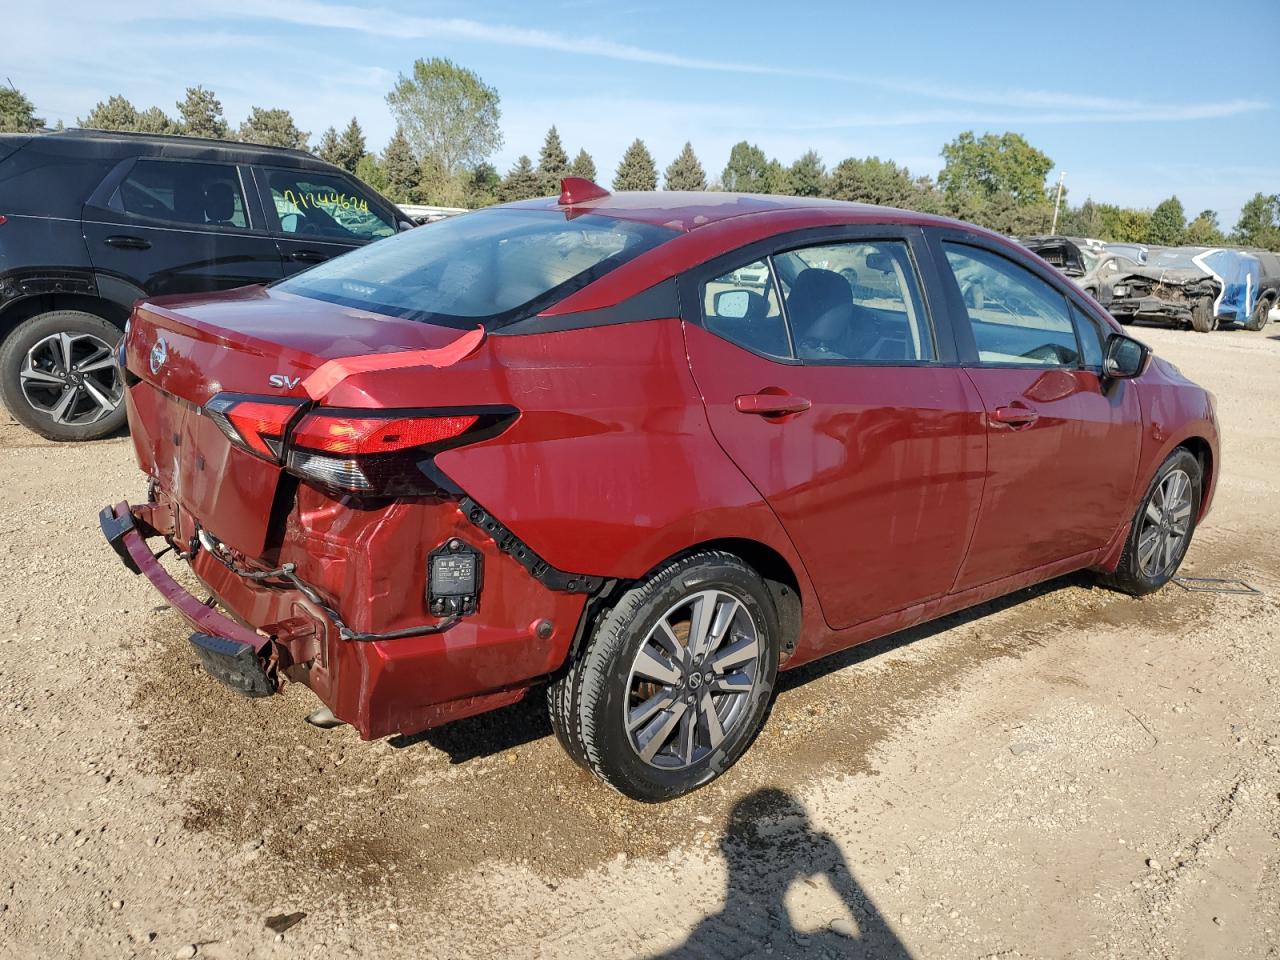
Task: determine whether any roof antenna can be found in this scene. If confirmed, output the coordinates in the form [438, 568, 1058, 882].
[559, 177, 609, 206]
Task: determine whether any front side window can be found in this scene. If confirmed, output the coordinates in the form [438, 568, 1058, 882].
[275, 208, 677, 329]
[943, 243, 1079, 367]
[259, 167, 395, 242]
[702, 260, 791, 358]
[774, 241, 934, 362]
[1071, 302, 1106, 369]
[115, 159, 247, 230]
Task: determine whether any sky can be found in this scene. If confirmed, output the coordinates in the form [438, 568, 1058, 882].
[8, 0, 1278, 227]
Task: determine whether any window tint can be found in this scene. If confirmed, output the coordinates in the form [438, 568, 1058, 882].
[116, 160, 247, 229]
[275, 208, 677, 328]
[702, 260, 791, 358]
[260, 167, 394, 242]
[1071, 302, 1106, 369]
[942, 243, 1079, 367]
[774, 241, 933, 362]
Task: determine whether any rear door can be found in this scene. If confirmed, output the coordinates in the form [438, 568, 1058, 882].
[680, 226, 987, 631]
[249, 165, 398, 274]
[82, 157, 283, 296]
[929, 232, 1143, 590]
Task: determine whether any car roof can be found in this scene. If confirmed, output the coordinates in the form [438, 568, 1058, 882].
[32, 128, 328, 169]
[504, 190, 962, 234]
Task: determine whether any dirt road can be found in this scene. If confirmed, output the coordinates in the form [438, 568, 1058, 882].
[1, 325, 1277, 959]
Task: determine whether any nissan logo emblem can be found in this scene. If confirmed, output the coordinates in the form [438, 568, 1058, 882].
[150, 336, 168, 375]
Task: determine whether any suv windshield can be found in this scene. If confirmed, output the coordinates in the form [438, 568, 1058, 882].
[275, 208, 677, 328]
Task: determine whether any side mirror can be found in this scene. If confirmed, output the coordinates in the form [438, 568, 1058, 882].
[714, 289, 750, 319]
[399, 220, 417, 232]
[1103, 333, 1149, 379]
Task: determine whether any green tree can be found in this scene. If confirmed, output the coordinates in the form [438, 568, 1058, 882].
[0, 86, 43, 132]
[939, 131, 1053, 208]
[237, 107, 308, 150]
[335, 118, 366, 173]
[720, 141, 772, 193]
[1185, 209, 1225, 246]
[1147, 195, 1186, 246]
[465, 162, 501, 208]
[135, 106, 178, 134]
[79, 95, 139, 131]
[386, 57, 503, 179]
[663, 142, 707, 191]
[316, 126, 341, 165]
[354, 153, 387, 193]
[1057, 198, 1105, 238]
[536, 125, 570, 193]
[176, 86, 228, 139]
[1096, 204, 1153, 244]
[829, 156, 919, 208]
[500, 155, 542, 201]
[569, 148, 597, 182]
[786, 150, 827, 197]
[381, 127, 420, 201]
[1232, 193, 1280, 251]
[613, 138, 658, 191]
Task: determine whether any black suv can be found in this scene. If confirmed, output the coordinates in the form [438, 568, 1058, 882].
[0, 129, 410, 440]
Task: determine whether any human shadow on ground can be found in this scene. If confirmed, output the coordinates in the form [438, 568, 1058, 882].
[643, 787, 912, 960]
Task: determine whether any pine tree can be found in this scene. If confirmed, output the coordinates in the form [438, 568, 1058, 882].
[466, 162, 501, 208]
[176, 86, 228, 139]
[786, 150, 827, 197]
[135, 106, 178, 134]
[569, 149, 597, 182]
[537, 125, 570, 193]
[663, 142, 707, 191]
[613, 139, 657, 191]
[80, 95, 139, 131]
[336, 118, 366, 173]
[1147, 195, 1187, 246]
[720, 141, 772, 193]
[355, 153, 387, 194]
[0, 86, 43, 132]
[499, 155, 542, 201]
[316, 127, 341, 165]
[237, 107, 308, 150]
[381, 127, 420, 201]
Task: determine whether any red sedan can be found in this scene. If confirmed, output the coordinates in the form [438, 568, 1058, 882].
[100, 179, 1219, 802]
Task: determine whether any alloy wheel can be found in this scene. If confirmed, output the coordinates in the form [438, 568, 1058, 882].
[19, 331, 122, 426]
[1137, 468, 1193, 579]
[623, 589, 761, 770]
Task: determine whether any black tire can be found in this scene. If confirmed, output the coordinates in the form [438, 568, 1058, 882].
[1244, 295, 1272, 332]
[1102, 448, 1202, 596]
[0, 310, 126, 441]
[1190, 297, 1217, 333]
[550, 551, 780, 802]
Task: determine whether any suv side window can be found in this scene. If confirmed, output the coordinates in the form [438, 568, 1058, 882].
[942, 242, 1080, 367]
[258, 167, 394, 242]
[775, 240, 934, 363]
[702, 259, 792, 359]
[115, 159, 248, 230]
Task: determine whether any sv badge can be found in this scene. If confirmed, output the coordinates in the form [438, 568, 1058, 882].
[268, 374, 302, 390]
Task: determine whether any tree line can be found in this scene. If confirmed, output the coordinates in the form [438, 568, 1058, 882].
[2, 70, 1277, 251]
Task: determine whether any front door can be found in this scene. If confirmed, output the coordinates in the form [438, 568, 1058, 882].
[932, 237, 1143, 590]
[83, 157, 282, 296]
[681, 231, 987, 631]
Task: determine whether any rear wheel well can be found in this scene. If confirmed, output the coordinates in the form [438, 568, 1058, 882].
[0, 294, 128, 344]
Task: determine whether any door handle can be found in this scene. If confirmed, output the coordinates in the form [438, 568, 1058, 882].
[990, 404, 1039, 427]
[735, 392, 812, 416]
[288, 250, 328, 263]
[104, 235, 151, 250]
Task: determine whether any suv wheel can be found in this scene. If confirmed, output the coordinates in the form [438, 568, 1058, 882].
[1102, 448, 1202, 596]
[1190, 296, 1218, 333]
[0, 311, 126, 441]
[550, 552, 779, 802]
[1244, 295, 1273, 332]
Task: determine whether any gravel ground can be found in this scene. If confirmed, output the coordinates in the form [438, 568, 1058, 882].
[0, 323, 1277, 959]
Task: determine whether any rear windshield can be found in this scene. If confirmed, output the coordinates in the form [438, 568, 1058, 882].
[275, 208, 677, 328]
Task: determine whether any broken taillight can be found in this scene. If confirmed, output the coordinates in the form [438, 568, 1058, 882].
[205, 394, 307, 460]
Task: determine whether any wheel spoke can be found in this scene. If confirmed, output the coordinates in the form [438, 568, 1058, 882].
[705, 597, 739, 660]
[701, 691, 725, 749]
[709, 673, 752, 694]
[1137, 529, 1161, 571]
[628, 689, 677, 733]
[77, 354, 116, 374]
[50, 386, 79, 423]
[80, 377, 117, 414]
[633, 647, 681, 686]
[653, 619, 688, 666]
[56, 333, 76, 373]
[711, 635, 758, 673]
[638, 701, 688, 763]
[686, 592, 714, 660]
[678, 706, 697, 765]
[19, 362, 64, 385]
[1144, 500, 1163, 525]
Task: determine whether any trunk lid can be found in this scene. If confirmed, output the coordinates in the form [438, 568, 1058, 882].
[124, 285, 477, 557]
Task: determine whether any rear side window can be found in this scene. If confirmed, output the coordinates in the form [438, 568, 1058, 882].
[116, 159, 248, 229]
[942, 243, 1079, 367]
[275, 208, 677, 329]
[702, 260, 791, 359]
[258, 167, 394, 242]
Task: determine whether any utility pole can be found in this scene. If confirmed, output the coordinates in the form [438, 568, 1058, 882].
[1051, 171, 1066, 235]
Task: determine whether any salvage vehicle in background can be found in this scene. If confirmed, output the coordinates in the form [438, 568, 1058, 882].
[100, 180, 1219, 802]
[1244, 251, 1280, 331]
[1108, 247, 1264, 332]
[0, 128, 410, 441]
[1018, 235, 1142, 312]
